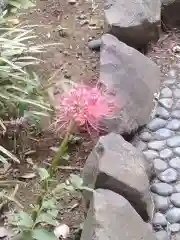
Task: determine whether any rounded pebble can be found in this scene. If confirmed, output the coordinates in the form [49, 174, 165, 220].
[155, 128, 173, 140]
[170, 193, 180, 207]
[139, 132, 153, 142]
[88, 39, 101, 51]
[161, 87, 172, 98]
[154, 195, 169, 211]
[159, 98, 173, 109]
[174, 99, 180, 110]
[143, 150, 159, 160]
[174, 183, 180, 193]
[167, 119, 180, 130]
[169, 157, 180, 169]
[158, 168, 178, 183]
[166, 208, 180, 223]
[156, 107, 170, 120]
[164, 78, 176, 86]
[155, 231, 168, 240]
[172, 110, 180, 119]
[154, 159, 168, 172]
[174, 147, 180, 157]
[160, 149, 173, 159]
[169, 223, 180, 233]
[167, 136, 180, 147]
[148, 118, 167, 131]
[173, 89, 180, 99]
[148, 140, 166, 151]
[151, 182, 173, 196]
[153, 212, 167, 226]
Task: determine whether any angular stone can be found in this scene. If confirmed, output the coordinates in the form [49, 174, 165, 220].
[148, 140, 166, 151]
[151, 182, 173, 196]
[81, 189, 157, 240]
[100, 34, 161, 135]
[148, 118, 167, 131]
[166, 208, 180, 223]
[161, 87, 172, 98]
[154, 159, 168, 172]
[159, 149, 173, 159]
[158, 168, 178, 183]
[152, 212, 167, 226]
[167, 119, 180, 130]
[143, 150, 159, 160]
[156, 107, 170, 120]
[82, 133, 153, 221]
[155, 128, 173, 140]
[153, 195, 169, 211]
[159, 98, 173, 109]
[173, 89, 180, 99]
[172, 110, 180, 119]
[155, 231, 168, 240]
[174, 147, 180, 157]
[167, 136, 180, 147]
[170, 193, 180, 207]
[169, 157, 180, 169]
[162, 0, 180, 28]
[140, 132, 153, 142]
[169, 223, 180, 233]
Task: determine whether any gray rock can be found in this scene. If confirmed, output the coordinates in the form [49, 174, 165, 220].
[172, 110, 180, 119]
[143, 150, 159, 160]
[82, 133, 153, 221]
[88, 39, 101, 51]
[162, 0, 180, 28]
[148, 140, 166, 151]
[167, 119, 180, 130]
[155, 128, 173, 140]
[80, 189, 157, 240]
[174, 99, 180, 110]
[136, 141, 147, 151]
[161, 87, 172, 98]
[173, 89, 180, 99]
[159, 149, 173, 159]
[169, 157, 180, 169]
[140, 132, 153, 142]
[148, 118, 167, 131]
[100, 34, 161, 135]
[0, 227, 8, 238]
[166, 208, 180, 223]
[174, 147, 180, 156]
[164, 79, 176, 87]
[153, 212, 167, 226]
[156, 107, 170, 120]
[159, 98, 173, 109]
[169, 223, 180, 233]
[170, 193, 180, 207]
[155, 231, 168, 240]
[158, 168, 178, 183]
[151, 182, 173, 196]
[153, 195, 169, 211]
[104, 0, 160, 49]
[174, 183, 180, 193]
[154, 159, 168, 172]
[167, 136, 180, 147]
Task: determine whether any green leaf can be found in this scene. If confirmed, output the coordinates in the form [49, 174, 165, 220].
[37, 168, 50, 181]
[69, 174, 83, 189]
[32, 228, 57, 240]
[62, 153, 70, 161]
[42, 199, 56, 210]
[35, 212, 57, 226]
[12, 211, 33, 229]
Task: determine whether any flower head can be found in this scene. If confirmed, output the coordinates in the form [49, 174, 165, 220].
[54, 85, 117, 132]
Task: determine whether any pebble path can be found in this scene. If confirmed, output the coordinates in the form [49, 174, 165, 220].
[138, 64, 180, 240]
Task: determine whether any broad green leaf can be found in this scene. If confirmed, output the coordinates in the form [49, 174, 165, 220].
[32, 228, 57, 240]
[69, 174, 83, 189]
[35, 212, 57, 226]
[42, 199, 56, 210]
[12, 211, 33, 229]
[37, 168, 49, 181]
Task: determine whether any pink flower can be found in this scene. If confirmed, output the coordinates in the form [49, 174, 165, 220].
[54, 85, 117, 131]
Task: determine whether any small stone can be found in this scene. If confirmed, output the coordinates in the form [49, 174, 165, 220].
[174, 183, 180, 193]
[68, 0, 76, 4]
[155, 231, 168, 240]
[158, 168, 178, 183]
[140, 132, 153, 142]
[166, 208, 180, 223]
[88, 39, 101, 51]
[156, 107, 170, 120]
[170, 193, 180, 207]
[154, 159, 168, 172]
[168, 69, 177, 78]
[136, 141, 147, 151]
[169, 157, 180, 169]
[167, 119, 180, 130]
[0, 227, 8, 238]
[174, 147, 180, 156]
[169, 223, 180, 233]
[153, 212, 167, 226]
[155, 128, 173, 140]
[148, 140, 166, 151]
[164, 79, 176, 87]
[172, 110, 180, 119]
[159, 98, 173, 109]
[160, 149, 173, 159]
[173, 89, 180, 99]
[148, 118, 167, 131]
[153, 195, 169, 211]
[151, 182, 173, 196]
[161, 87, 172, 98]
[167, 136, 180, 147]
[143, 150, 159, 160]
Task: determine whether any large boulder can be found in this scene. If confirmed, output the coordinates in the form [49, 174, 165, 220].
[161, 0, 180, 28]
[100, 34, 161, 135]
[81, 189, 156, 240]
[82, 133, 154, 221]
[104, 0, 161, 49]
